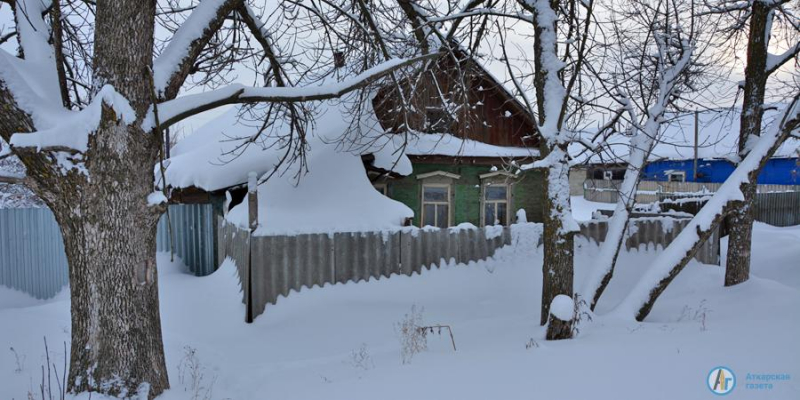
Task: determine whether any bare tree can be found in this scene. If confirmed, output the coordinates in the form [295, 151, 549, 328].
[513, 0, 598, 340]
[580, 0, 711, 311]
[439, 0, 598, 339]
[614, 94, 799, 321]
[0, 0, 435, 398]
[711, 0, 799, 286]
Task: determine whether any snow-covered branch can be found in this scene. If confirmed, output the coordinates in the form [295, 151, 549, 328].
[582, 41, 694, 309]
[428, 8, 534, 24]
[153, 0, 240, 99]
[613, 96, 800, 321]
[0, 0, 64, 121]
[146, 55, 437, 130]
[765, 42, 800, 75]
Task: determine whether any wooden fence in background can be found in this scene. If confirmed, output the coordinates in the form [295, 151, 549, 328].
[219, 217, 719, 321]
[584, 179, 800, 227]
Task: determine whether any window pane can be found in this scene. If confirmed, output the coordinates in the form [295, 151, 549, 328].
[484, 203, 495, 226]
[423, 204, 436, 226]
[669, 173, 684, 182]
[436, 205, 449, 228]
[497, 203, 507, 226]
[423, 186, 448, 201]
[486, 185, 507, 200]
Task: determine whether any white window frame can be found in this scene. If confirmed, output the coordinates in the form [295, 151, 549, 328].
[421, 184, 452, 228]
[481, 183, 510, 226]
[668, 171, 686, 182]
[603, 170, 614, 181]
[479, 171, 516, 227]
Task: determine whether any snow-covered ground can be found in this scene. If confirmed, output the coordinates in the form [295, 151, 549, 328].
[1, 222, 799, 399]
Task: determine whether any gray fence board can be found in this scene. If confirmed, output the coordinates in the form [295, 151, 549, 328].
[224, 216, 717, 321]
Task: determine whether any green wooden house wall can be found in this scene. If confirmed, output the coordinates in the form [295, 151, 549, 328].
[383, 162, 545, 227]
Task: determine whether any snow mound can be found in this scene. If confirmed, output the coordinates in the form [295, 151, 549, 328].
[549, 294, 575, 321]
[225, 135, 413, 235]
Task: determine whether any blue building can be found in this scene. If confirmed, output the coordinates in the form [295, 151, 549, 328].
[641, 157, 799, 185]
[582, 108, 800, 186]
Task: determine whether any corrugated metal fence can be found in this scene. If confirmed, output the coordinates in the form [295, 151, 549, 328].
[156, 204, 218, 276]
[219, 216, 720, 321]
[0, 204, 217, 299]
[0, 208, 68, 299]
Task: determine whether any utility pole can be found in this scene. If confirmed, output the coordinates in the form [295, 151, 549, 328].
[693, 110, 699, 181]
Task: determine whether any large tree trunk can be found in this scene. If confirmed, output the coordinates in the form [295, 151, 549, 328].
[725, 181, 756, 286]
[57, 112, 166, 398]
[724, 0, 771, 286]
[541, 154, 576, 341]
[66, 1, 168, 397]
[527, 0, 577, 340]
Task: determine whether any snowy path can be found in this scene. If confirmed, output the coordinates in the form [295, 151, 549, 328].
[1, 223, 799, 399]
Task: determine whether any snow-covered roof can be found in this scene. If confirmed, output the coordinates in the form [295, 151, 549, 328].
[165, 98, 414, 234]
[571, 107, 800, 165]
[403, 133, 539, 159]
[165, 91, 540, 192]
[164, 96, 413, 192]
[224, 142, 413, 236]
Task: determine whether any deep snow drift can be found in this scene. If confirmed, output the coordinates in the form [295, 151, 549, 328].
[1, 222, 798, 400]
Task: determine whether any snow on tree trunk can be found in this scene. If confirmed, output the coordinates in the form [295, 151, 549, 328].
[541, 152, 576, 329]
[528, 0, 579, 340]
[724, 1, 773, 287]
[546, 294, 574, 340]
[613, 99, 799, 321]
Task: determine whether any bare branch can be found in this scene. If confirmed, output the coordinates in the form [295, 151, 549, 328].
[50, 0, 71, 108]
[151, 54, 438, 130]
[0, 171, 25, 184]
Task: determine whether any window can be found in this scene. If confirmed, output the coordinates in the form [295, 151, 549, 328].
[374, 183, 388, 196]
[422, 185, 451, 228]
[603, 170, 614, 181]
[668, 171, 686, 182]
[483, 184, 509, 226]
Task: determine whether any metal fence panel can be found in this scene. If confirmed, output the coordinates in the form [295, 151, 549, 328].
[0, 208, 68, 299]
[1, 204, 217, 299]
[156, 204, 217, 276]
